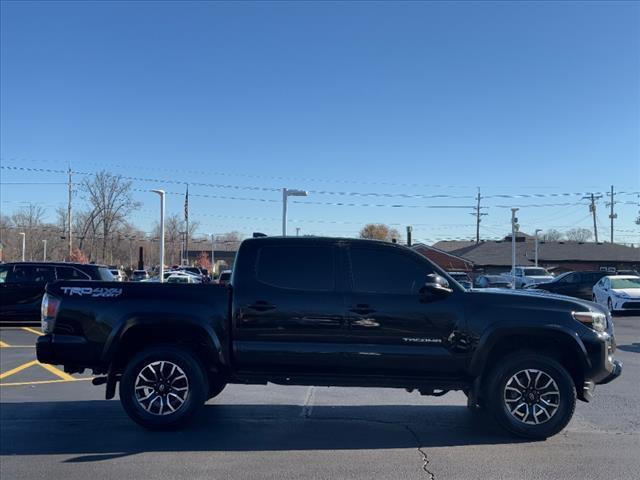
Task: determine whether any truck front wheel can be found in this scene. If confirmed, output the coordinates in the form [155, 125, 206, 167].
[119, 346, 208, 429]
[486, 353, 576, 440]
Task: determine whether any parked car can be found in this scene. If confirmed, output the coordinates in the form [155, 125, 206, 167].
[109, 268, 126, 282]
[178, 266, 207, 282]
[166, 273, 202, 284]
[526, 271, 607, 300]
[474, 275, 513, 289]
[37, 236, 621, 439]
[509, 266, 554, 289]
[447, 271, 472, 289]
[0, 262, 114, 324]
[592, 275, 640, 314]
[130, 270, 150, 282]
[217, 269, 232, 286]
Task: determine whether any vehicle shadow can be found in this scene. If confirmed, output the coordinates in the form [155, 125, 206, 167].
[0, 401, 526, 460]
[617, 342, 640, 353]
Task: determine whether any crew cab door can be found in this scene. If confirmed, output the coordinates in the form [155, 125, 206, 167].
[342, 244, 467, 376]
[232, 241, 347, 373]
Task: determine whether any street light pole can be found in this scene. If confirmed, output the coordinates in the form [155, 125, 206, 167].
[19, 232, 25, 261]
[151, 190, 165, 283]
[43, 239, 47, 261]
[511, 208, 519, 289]
[282, 188, 308, 236]
[534, 228, 542, 267]
[210, 233, 215, 276]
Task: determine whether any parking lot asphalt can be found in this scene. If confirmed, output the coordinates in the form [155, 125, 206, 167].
[1, 317, 639, 480]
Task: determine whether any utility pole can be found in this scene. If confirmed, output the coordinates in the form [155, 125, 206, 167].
[607, 185, 617, 244]
[471, 188, 487, 244]
[184, 184, 189, 266]
[406, 226, 413, 246]
[296, 227, 300, 237]
[583, 193, 602, 243]
[534, 229, 542, 267]
[43, 239, 47, 261]
[67, 167, 73, 259]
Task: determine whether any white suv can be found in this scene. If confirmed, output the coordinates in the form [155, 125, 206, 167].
[510, 266, 554, 289]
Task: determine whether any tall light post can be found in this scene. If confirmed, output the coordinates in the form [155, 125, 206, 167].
[151, 190, 165, 283]
[210, 233, 215, 276]
[534, 228, 542, 267]
[19, 232, 25, 261]
[282, 188, 308, 236]
[511, 208, 519, 289]
[43, 239, 47, 261]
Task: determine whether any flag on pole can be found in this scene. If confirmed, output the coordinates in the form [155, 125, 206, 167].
[184, 184, 189, 223]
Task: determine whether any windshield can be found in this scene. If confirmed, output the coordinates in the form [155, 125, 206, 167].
[610, 278, 640, 289]
[523, 268, 551, 276]
[98, 267, 115, 281]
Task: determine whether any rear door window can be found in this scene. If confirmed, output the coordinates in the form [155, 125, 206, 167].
[349, 247, 434, 295]
[256, 245, 335, 291]
[9, 265, 56, 283]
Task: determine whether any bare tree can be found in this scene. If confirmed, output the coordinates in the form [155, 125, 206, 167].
[565, 228, 593, 242]
[359, 223, 402, 242]
[82, 171, 140, 263]
[541, 229, 563, 242]
[215, 231, 243, 251]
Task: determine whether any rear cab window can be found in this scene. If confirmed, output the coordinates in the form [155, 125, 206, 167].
[56, 267, 91, 280]
[97, 267, 115, 281]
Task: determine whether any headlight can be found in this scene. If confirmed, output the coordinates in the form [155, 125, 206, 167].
[613, 291, 629, 298]
[572, 311, 607, 332]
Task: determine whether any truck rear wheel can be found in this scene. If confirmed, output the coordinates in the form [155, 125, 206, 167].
[119, 346, 208, 429]
[486, 353, 576, 440]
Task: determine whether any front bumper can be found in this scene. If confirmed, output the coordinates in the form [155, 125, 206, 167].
[598, 359, 623, 385]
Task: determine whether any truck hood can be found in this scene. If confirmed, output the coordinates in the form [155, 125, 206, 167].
[471, 287, 605, 314]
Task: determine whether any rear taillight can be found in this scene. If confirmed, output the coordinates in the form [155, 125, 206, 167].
[41, 293, 61, 334]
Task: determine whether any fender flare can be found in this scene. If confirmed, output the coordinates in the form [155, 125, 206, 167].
[101, 313, 226, 368]
[468, 324, 591, 377]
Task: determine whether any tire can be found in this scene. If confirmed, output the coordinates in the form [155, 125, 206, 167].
[207, 378, 227, 400]
[119, 346, 208, 430]
[485, 353, 576, 440]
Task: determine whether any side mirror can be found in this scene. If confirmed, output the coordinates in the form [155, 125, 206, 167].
[420, 274, 453, 297]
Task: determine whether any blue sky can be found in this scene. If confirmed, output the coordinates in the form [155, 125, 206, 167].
[1, 1, 639, 244]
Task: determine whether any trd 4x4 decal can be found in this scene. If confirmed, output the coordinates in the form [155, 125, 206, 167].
[60, 287, 123, 298]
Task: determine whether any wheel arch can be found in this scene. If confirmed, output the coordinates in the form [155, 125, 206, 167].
[470, 327, 591, 400]
[105, 316, 226, 376]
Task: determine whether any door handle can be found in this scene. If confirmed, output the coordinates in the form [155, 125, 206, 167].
[247, 301, 276, 312]
[349, 304, 375, 315]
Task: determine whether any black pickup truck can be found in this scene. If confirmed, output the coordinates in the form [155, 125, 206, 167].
[36, 236, 622, 439]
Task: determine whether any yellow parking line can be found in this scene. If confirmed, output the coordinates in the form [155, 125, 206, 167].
[0, 340, 10, 348]
[0, 360, 39, 380]
[37, 362, 74, 381]
[0, 345, 34, 348]
[22, 327, 43, 336]
[0, 377, 93, 387]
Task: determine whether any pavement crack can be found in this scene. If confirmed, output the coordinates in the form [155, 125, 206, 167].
[404, 424, 436, 480]
[301, 386, 315, 418]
